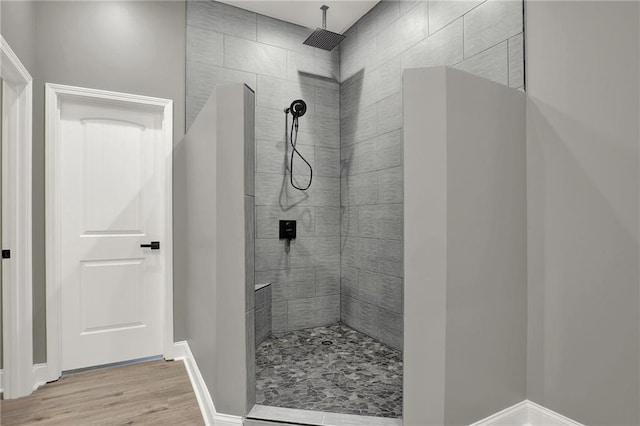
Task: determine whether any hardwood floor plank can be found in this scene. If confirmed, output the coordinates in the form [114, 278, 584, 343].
[0, 360, 204, 425]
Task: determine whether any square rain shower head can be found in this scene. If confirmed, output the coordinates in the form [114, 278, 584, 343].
[303, 28, 346, 51]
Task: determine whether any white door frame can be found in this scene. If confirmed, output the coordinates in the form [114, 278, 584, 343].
[1, 36, 34, 398]
[45, 83, 174, 382]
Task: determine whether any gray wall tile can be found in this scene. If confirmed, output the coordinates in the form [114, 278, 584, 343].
[299, 115, 340, 148]
[257, 14, 314, 55]
[272, 301, 288, 332]
[374, 56, 402, 103]
[315, 86, 340, 120]
[341, 171, 378, 206]
[356, 300, 379, 338]
[288, 295, 340, 329]
[246, 309, 256, 406]
[256, 304, 271, 346]
[358, 238, 379, 272]
[316, 266, 341, 296]
[256, 75, 316, 115]
[377, 203, 403, 239]
[255, 285, 272, 308]
[315, 206, 340, 236]
[340, 71, 364, 118]
[187, 24, 223, 67]
[341, 266, 359, 299]
[287, 51, 339, 82]
[246, 196, 256, 312]
[341, 295, 359, 328]
[245, 89, 256, 197]
[358, 205, 379, 237]
[377, 130, 403, 170]
[358, 0, 401, 47]
[257, 268, 316, 302]
[358, 269, 381, 306]
[508, 32, 524, 88]
[341, 206, 358, 238]
[402, 17, 464, 70]
[255, 140, 314, 176]
[378, 307, 403, 350]
[225, 35, 287, 78]
[314, 147, 340, 177]
[341, 103, 377, 146]
[428, 0, 483, 34]
[378, 166, 404, 204]
[379, 274, 403, 314]
[400, 0, 421, 16]
[341, 35, 376, 82]
[396, 1, 429, 52]
[463, 0, 522, 58]
[187, 62, 256, 99]
[454, 40, 509, 86]
[378, 239, 403, 277]
[377, 92, 403, 135]
[188, 0, 257, 40]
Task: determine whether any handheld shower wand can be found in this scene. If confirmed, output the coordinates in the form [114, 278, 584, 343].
[284, 100, 312, 191]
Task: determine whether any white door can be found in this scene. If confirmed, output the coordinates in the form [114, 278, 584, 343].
[59, 96, 166, 371]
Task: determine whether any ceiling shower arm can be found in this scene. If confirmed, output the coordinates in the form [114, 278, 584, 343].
[321, 5, 328, 30]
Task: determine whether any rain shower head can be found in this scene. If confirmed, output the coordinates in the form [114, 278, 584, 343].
[303, 5, 346, 51]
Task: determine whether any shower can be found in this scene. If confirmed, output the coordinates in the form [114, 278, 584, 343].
[284, 99, 312, 191]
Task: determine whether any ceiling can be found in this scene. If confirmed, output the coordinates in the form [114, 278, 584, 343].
[218, 0, 379, 34]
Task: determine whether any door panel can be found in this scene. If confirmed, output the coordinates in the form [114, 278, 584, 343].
[60, 98, 164, 371]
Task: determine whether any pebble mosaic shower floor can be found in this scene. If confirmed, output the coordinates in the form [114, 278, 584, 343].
[255, 323, 403, 418]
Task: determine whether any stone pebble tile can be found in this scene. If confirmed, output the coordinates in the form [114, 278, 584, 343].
[255, 323, 403, 418]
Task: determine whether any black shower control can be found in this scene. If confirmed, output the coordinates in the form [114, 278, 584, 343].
[279, 220, 297, 240]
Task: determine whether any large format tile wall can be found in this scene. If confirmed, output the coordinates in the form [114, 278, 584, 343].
[339, 0, 524, 350]
[186, 0, 341, 333]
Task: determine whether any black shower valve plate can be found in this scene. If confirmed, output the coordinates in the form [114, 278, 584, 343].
[279, 220, 297, 240]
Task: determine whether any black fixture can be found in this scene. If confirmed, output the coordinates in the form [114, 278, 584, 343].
[2, 249, 10, 259]
[284, 100, 313, 191]
[140, 241, 160, 250]
[279, 220, 297, 240]
[303, 5, 346, 51]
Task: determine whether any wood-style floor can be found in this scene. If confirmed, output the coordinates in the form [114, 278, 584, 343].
[0, 360, 204, 425]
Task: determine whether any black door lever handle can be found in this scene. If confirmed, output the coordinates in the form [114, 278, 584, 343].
[140, 241, 160, 250]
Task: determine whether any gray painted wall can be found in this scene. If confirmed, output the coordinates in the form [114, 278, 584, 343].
[17, 0, 187, 362]
[1, 0, 37, 369]
[186, 0, 342, 334]
[339, 0, 524, 351]
[526, 2, 640, 424]
[1, 1, 36, 74]
[404, 66, 526, 426]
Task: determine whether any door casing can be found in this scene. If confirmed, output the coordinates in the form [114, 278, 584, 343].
[1, 36, 34, 399]
[45, 83, 174, 382]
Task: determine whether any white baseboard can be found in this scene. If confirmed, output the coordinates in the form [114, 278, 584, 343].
[470, 400, 584, 426]
[0, 369, 4, 393]
[32, 363, 48, 390]
[173, 341, 243, 426]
